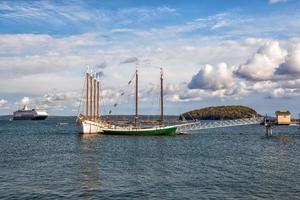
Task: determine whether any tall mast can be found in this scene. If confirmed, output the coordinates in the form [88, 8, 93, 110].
[93, 79, 96, 120]
[135, 66, 139, 127]
[97, 81, 100, 119]
[89, 75, 93, 120]
[160, 67, 164, 123]
[86, 73, 89, 117]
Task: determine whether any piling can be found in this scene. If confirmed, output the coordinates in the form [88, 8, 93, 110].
[265, 122, 272, 137]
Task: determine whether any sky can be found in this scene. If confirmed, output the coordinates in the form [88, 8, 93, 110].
[1, 0, 300, 117]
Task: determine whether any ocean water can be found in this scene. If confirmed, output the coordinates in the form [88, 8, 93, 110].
[1, 116, 300, 200]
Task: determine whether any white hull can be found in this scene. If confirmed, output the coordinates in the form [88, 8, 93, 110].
[13, 108, 48, 120]
[81, 120, 105, 134]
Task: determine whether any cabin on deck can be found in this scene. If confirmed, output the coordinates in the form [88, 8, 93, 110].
[275, 110, 291, 125]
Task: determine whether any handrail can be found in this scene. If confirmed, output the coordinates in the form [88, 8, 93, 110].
[175, 117, 264, 133]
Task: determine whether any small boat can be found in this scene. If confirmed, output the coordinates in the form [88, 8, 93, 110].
[56, 122, 69, 127]
[13, 105, 48, 120]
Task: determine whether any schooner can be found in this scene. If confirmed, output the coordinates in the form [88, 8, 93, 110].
[77, 72, 107, 134]
[77, 67, 177, 135]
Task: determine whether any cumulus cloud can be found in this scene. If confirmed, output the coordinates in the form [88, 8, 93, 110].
[170, 83, 248, 102]
[1, 31, 300, 114]
[188, 63, 235, 90]
[21, 97, 30, 105]
[2, 1, 300, 115]
[248, 81, 277, 93]
[236, 41, 286, 81]
[0, 99, 8, 107]
[282, 79, 300, 88]
[267, 88, 300, 99]
[277, 43, 300, 75]
[0, 73, 81, 94]
[184, 40, 300, 101]
[0, 55, 87, 77]
[35, 90, 81, 110]
[26, 86, 163, 114]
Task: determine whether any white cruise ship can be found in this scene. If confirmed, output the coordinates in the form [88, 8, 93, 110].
[13, 105, 48, 120]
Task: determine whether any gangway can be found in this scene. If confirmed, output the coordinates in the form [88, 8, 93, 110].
[175, 117, 264, 133]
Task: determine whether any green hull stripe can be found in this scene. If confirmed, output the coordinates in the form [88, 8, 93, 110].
[103, 126, 177, 135]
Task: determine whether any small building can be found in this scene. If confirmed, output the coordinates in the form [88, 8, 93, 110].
[275, 110, 291, 125]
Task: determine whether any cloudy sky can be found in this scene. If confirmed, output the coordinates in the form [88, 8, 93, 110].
[1, 0, 300, 116]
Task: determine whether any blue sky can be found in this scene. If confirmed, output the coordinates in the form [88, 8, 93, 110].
[1, 0, 300, 117]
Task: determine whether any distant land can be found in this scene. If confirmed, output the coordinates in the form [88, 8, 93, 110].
[180, 105, 259, 120]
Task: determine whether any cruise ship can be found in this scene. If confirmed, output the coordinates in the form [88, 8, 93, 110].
[13, 105, 48, 120]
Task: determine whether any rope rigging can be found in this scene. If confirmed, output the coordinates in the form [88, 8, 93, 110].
[76, 74, 87, 121]
[107, 70, 137, 115]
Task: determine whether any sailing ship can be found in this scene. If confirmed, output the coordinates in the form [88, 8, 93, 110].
[77, 72, 107, 134]
[77, 67, 177, 135]
[102, 67, 177, 135]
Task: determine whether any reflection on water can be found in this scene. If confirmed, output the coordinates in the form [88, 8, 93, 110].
[273, 134, 293, 142]
[78, 134, 102, 195]
[1, 116, 300, 199]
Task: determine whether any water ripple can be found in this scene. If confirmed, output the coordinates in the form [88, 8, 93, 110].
[0, 117, 300, 199]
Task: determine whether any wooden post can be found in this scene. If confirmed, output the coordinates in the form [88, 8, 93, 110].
[265, 124, 272, 137]
[97, 81, 100, 119]
[90, 75, 93, 120]
[86, 73, 89, 117]
[94, 79, 96, 120]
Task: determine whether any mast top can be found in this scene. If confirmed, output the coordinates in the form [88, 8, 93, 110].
[136, 64, 139, 73]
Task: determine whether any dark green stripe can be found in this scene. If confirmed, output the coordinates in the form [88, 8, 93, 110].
[103, 126, 177, 136]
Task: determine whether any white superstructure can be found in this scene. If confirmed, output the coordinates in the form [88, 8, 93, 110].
[13, 105, 48, 120]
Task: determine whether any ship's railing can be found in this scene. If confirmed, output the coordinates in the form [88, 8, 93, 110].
[174, 117, 264, 133]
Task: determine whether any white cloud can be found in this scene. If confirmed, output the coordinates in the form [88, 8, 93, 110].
[0, 1, 96, 27]
[0, 33, 110, 56]
[269, 0, 288, 4]
[1, 32, 300, 114]
[157, 6, 177, 14]
[277, 43, 300, 74]
[184, 40, 300, 101]
[236, 41, 287, 81]
[20, 97, 30, 105]
[283, 79, 300, 88]
[0, 99, 8, 107]
[188, 63, 235, 90]
[36, 90, 81, 110]
[0, 54, 87, 77]
[0, 73, 82, 95]
[2, 1, 300, 115]
[268, 88, 300, 99]
[248, 81, 277, 93]
[0, 1, 178, 30]
[0, 33, 278, 109]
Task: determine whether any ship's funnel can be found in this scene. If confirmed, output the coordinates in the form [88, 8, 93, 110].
[23, 105, 29, 111]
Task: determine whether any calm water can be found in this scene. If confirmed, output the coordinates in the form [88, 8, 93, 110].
[1, 116, 300, 199]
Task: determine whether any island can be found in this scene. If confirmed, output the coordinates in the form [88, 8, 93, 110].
[180, 105, 259, 120]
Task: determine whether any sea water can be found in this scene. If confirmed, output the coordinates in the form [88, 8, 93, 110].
[0, 116, 300, 199]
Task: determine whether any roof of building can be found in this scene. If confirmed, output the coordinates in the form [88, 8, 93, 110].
[275, 110, 291, 115]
